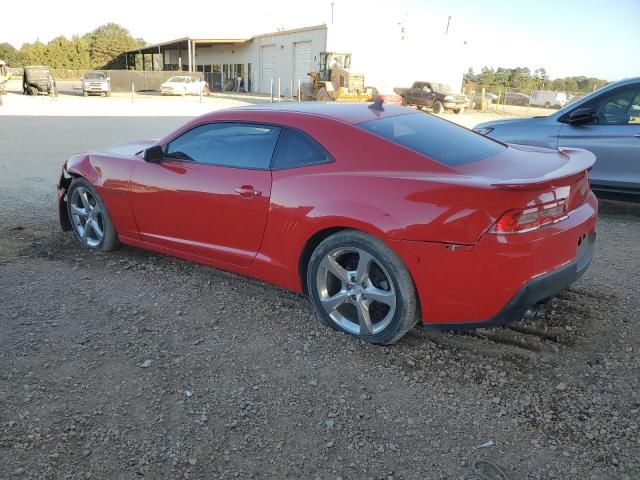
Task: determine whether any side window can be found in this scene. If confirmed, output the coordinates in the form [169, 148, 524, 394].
[272, 129, 332, 169]
[591, 88, 640, 125]
[165, 123, 281, 169]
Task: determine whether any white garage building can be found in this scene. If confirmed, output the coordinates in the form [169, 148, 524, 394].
[125, 16, 468, 96]
[125, 25, 327, 96]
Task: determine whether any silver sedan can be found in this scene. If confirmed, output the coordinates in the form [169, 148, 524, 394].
[474, 77, 640, 195]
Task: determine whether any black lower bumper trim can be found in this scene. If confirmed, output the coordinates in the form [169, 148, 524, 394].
[425, 231, 596, 330]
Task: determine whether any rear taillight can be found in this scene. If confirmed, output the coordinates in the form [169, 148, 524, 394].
[567, 174, 590, 211]
[491, 200, 568, 234]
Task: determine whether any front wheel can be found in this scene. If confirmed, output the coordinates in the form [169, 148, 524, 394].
[455, 106, 465, 114]
[316, 87, 331, 101]
[307, 230, 418, 345]
[432, 100, 444, 114]
[66, 178, 119, 251]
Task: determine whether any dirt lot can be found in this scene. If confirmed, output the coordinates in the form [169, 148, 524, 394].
[1, 105, 639, 480]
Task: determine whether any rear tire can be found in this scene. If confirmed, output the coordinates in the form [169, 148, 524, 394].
[66, 178, 119, 252]
[432, 100, 444, 114]
[29, 86, 38, 96]
[544, 101, 551, 108]
[307, 230, 418, 345]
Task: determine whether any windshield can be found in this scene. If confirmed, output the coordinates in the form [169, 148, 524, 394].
[357, 113, 504, 166]
[167, 77, 187, 83]
[432, 83, 453, 93]
[84, 72, 106, 80]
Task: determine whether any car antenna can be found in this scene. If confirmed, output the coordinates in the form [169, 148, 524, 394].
[368, 99, 384, 111]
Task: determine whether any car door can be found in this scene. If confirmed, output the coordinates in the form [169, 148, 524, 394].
[184, 77, 194, 94]
[409, 83, 423, 104]
[128, 122, 280, 267]
[423, 83, 435, 108]
[558, 85, 640, 191]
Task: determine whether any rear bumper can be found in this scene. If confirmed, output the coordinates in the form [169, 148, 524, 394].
[426, 230, 594, 329]
[390, 192, 598, 326]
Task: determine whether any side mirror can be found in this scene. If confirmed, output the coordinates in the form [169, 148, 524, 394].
[144, 145, 164, 163]
[568, 108, 596, 125]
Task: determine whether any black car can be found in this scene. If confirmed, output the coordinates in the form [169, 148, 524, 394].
[501, 92, 530, 106]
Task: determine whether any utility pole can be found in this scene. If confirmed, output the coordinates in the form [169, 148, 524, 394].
[331, 2, 334, 24]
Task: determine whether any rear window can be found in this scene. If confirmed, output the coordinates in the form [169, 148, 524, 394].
[272, 129, 332, 169]
[357, 113, 504, 166]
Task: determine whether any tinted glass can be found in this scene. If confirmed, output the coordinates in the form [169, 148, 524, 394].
[590, 88, 640, 125]
[165, 123, 281, 169]
[433, 83, 452, 92]
[357, 113, 505, 166]
[272, 129, 332, 169]
[168, 77, 186, 83]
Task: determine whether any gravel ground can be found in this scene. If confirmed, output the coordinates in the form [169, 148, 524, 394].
[0, 115, 639, 480]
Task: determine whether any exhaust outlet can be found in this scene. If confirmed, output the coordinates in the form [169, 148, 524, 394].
[523, 303, 548, 320]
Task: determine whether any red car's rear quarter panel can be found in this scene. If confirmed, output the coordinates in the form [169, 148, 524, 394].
[241, 111, 508, 293]
[392, 192, 598, 324]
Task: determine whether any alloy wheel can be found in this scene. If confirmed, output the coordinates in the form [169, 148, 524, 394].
[69, 186, 105, 248]
[315, 247, 397, 336]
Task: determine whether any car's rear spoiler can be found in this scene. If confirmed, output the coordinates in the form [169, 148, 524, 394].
[490, 147, 595, 190]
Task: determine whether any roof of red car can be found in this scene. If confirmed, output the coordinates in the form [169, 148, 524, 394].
[207, 102, 416, 125]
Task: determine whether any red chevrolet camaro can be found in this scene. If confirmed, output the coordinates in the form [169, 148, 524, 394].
[57, 103, 597, 344]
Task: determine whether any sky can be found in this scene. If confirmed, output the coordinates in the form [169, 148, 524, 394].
[3, 0, 639, 80]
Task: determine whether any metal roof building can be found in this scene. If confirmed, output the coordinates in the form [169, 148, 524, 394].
[124, 25, 327, 95]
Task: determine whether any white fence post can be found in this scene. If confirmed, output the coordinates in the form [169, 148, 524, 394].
[270, 78, 274, 103]
[298, 79, 301, 102]
[131, 82, 135, 103]
[278, 78, 281, 102]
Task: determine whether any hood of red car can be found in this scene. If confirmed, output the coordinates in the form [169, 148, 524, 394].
[106, 139, 158, 157]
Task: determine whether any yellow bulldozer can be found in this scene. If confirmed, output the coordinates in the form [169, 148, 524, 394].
[306, 52, 370, 102]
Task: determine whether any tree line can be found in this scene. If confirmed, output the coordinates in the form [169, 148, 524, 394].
[464, 66, 608, 93]
[0, 23, 146, 70]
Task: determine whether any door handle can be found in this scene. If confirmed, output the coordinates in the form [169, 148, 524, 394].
[234, 185, 262, 198]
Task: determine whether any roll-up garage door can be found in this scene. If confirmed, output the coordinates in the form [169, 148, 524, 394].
[293, 41, 312, 89]
[261, 45, 276, 94]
